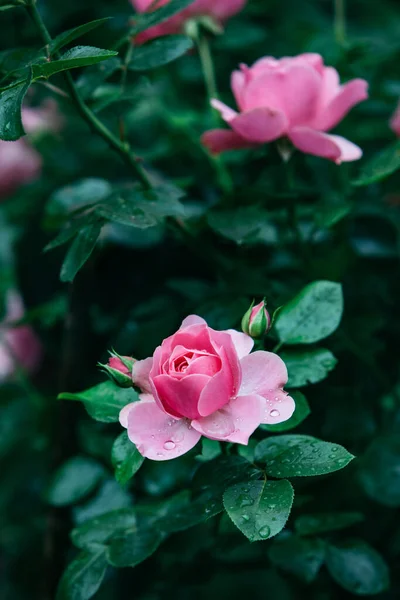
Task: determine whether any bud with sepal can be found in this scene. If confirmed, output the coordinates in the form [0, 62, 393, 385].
[241, 299, 271, 339]
[99, 351, 135, 388]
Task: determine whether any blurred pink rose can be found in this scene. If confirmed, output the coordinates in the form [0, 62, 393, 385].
[202, 53, 368, 164]
[0, 101, 62, 200]
[0, 291, 42, 381]
[131, 0, 247, 44]
[390, 101, 400, 137]
[119, 315, 294, 461]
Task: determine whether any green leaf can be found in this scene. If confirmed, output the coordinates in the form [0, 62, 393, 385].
[314, 200, 352, 229]
[132, 0, 196, 35]
[45, 456, 105, 507]
[71, 508, 137, 549]
[77, 57, 121, 99]
[295, 512, 365, 536]
[58, 381, 138, 423]
[56, 548, 108, 600]
[268, 536, 326, 583]
[111, 431, 144, 485]
[192, 455, 260, 498]
[223, 479, 294, 541]
[46, 179, 112, 220]
[326, 541, 390, 595]
[106, 527, 163, 568]
[273, 280, 344, 345]
[32, 46, 118, 79]
[358, 435, 400, 507]
[129, 35, 193, 71]
[280, 348, 338, 388]
[207, 206, 277, 245]
[50, 18, 112, 54]
[353, 140, 400, 186]
[0, 74, 32, 141]
[198, 438, 222, 461]
[60, 223, 102, 283]
[255, 435, 354, 477]
[261, 391, 310, 432]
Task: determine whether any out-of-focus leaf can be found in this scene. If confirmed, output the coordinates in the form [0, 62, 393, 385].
[268, 535, 326, 582]
[358, 435, 400, 507]
[32, 46, 118, 79]
[326, 541, 390, 595]
[223, 479, 294, 541]
[60, 223, 102, 282]
[129, 36, 193, 71]
[274, 281, 344, 345]
[207, 206, 278, 245]
[56, 547, 108, 600]
[295, 512, 365, 536]
[106, 527, 163, 568]
[45, 456, 105, 507]
[353, 140, 400, 186]
[50, 19, 112, 54]
[71, 508, 137, 549]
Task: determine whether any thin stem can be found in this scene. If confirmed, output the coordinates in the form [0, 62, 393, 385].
[25, 0, 152, 190]
[197, 32, 218, 102]
[272, 341, 284, 353]
[334, 0, 346, 45]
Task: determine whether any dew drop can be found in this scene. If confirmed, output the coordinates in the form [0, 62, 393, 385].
[151, 435, 155, 439]
[238, 495, 254, 508]
[258, 525, 271, 538]
[241, 514, 250, 522]
[156, 452, 164, 457]
[270, 409, 280, 418]
[164, 441, 176, 450]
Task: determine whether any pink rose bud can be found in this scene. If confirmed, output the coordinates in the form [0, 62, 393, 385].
[241, 300, 271, 339]
[390, 102, 400, 137]
[201, 53, 369, 164]
[0, 291, 42, 381]
[119, 314, 295, 461]
[130, 0, 247, 44]
[99, 353, 135, 388]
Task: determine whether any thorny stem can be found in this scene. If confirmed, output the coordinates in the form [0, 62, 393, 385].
[25, 0, 152, 190]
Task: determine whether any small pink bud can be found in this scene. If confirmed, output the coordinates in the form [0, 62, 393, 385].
[108, 356, 131, 376]
[99, 352, 135, 388]
[241, 300, 271, 339]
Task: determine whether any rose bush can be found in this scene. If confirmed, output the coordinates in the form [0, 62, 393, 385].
[131, 0, 247, 43]
[119, 315, 294, 460]
[202, 53, 368, 163]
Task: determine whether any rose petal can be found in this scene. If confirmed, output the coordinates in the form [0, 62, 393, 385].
[180, 314, 207, 329]
[222, 394, 265, 444]
[119, 402, 137, 428]
[192, 410, 235, 440]
[132, 357, 153, 393]
[261, 389, 296, 424]
[126, 399, 201, 461]
[224, 329, 254, 359]
[201, 129, 256, 154]
[316, 78, 368, 131]
[230, 107, 288, 143]
[239, 350, 288, 396]
[289, 127, 362, 163]
[153, 373, 211, 419]
[231, 69, 247, 110]
[243, 65, 321, 127]
[211, 98, 238, 122]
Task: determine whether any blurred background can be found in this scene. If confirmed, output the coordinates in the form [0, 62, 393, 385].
[0, 0, 400, 598]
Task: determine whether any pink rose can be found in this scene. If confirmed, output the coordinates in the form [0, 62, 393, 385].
[390, 101, 400, 137]
[131, 0, 247, 44]
[119, 315, 294, 461]
[0, 291, 43, 381]
[202, 53, 368, 164]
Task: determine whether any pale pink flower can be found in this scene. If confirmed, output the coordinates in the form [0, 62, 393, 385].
[0, 291, 43, 381]
[119, 315, 294, 461]
[202, 53, 368, 164]
[390, 101, 400, 137]
[131, 0, 247, 44]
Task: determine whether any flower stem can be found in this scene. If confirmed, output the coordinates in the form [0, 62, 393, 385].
[196, 31, 218, 103]
[334, 0, 346, 45]
[25, 0, 152, 190]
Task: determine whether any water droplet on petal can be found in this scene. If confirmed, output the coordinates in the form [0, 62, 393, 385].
[156, 452, 164, 457]
[270, 409, 280, 418]
[164, 441, 176, 450]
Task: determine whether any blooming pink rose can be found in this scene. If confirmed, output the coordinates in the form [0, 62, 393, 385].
[390, 101, 400, 137]
[201, 53, 369, 164]
[119, 315, 294, 461]
[0, 102, 62, 201]
[131, 0, 247, 44]
[0, 291, 43, 381]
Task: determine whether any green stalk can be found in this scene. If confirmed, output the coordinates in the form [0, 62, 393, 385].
[25, 0, 152, 189]
[334, 0, 346, 45]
